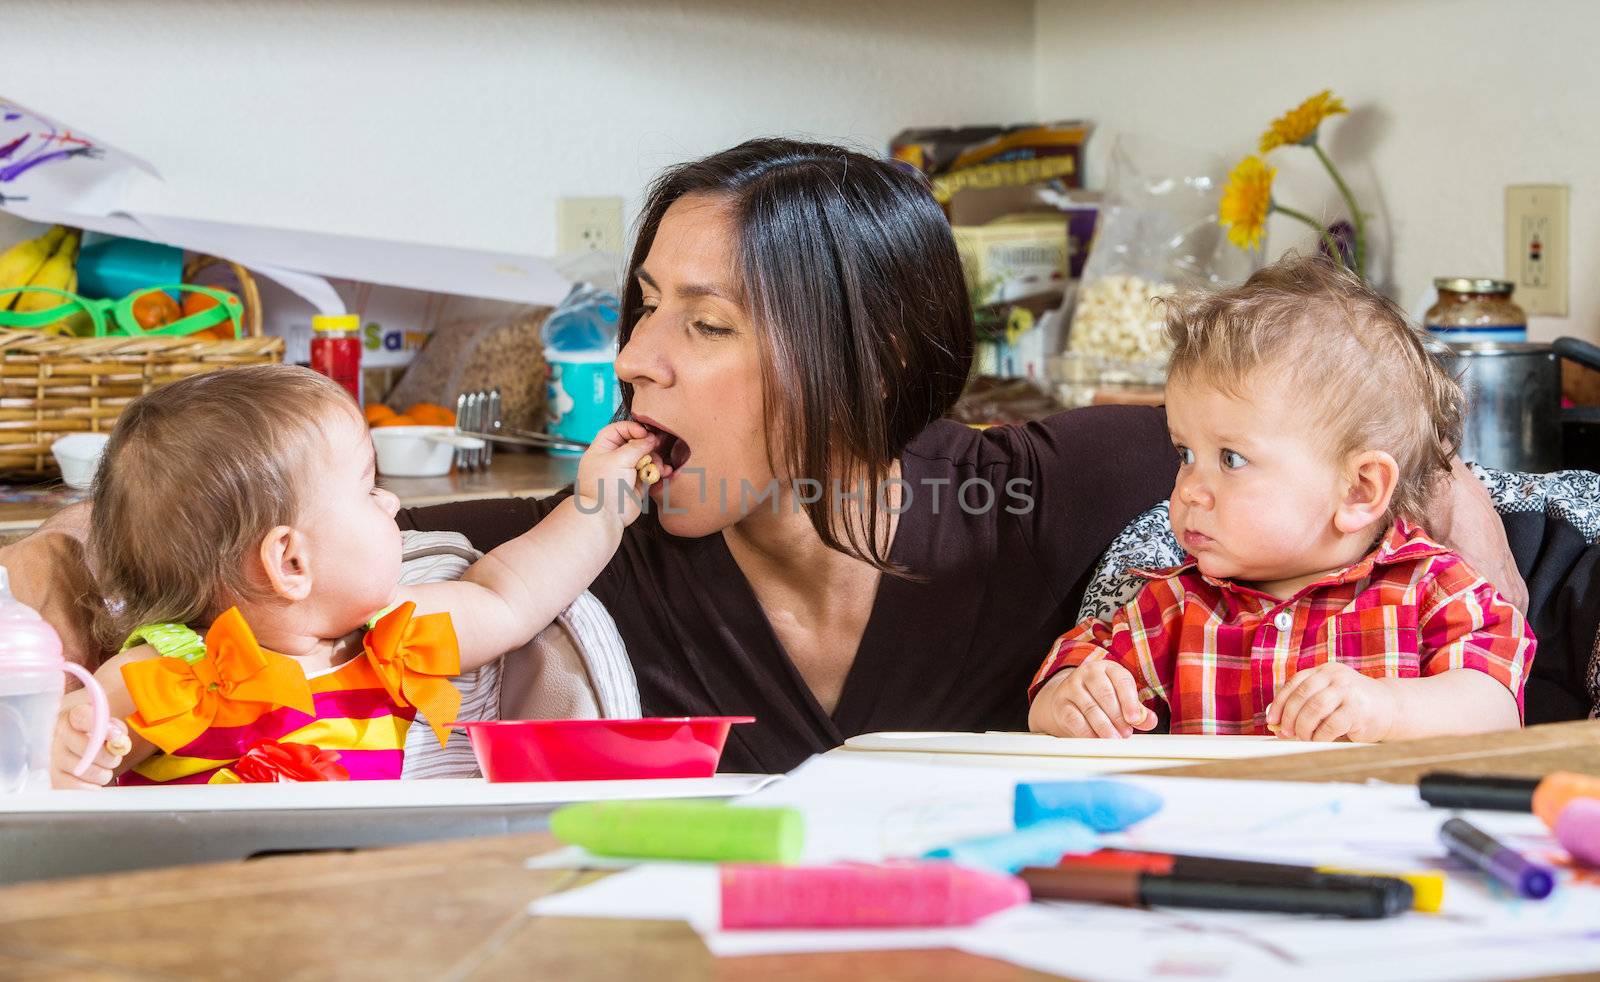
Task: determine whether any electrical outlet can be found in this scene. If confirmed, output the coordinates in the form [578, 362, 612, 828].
[557, 196, 625, 255]
[1504, 184, 1569, 316]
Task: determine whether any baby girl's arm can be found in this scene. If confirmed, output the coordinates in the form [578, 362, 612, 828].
[400, 421, 659, 670]
[51, 647, 158, 789]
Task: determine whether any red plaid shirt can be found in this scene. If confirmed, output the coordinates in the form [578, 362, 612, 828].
[1030, 520, 1533, 733]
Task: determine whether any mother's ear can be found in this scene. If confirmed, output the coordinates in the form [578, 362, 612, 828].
[258, 525, 314, 602]
[1334, 450, 1400, 535]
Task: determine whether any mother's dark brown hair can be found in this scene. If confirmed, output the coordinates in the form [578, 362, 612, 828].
[620, 138, 974, 572]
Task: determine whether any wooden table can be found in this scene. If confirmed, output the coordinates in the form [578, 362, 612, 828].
[2, 720, 1597, 981]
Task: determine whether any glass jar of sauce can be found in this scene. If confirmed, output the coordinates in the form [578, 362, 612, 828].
[1425, 278, 1527, 344]
[309, 313, 362, 402]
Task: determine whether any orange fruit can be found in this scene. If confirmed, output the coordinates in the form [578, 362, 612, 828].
[181, 290, 238, 341]
[405, 402, 456, 426]
[364, 404, 399, 426]
[371, 414, 419, 427]
[131, 291, 181, 330]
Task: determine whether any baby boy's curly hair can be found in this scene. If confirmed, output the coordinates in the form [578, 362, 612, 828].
[1162, 254, 1465, 523]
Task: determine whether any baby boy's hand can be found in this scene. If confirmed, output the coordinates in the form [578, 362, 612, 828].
[50, 702, 131, 790]
[1268, 662, 1399, 743]
[1029, 659, 1157, 739]
[574, 421, 660, 527]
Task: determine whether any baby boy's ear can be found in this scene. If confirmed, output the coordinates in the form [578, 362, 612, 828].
[258, 525, 314, 602]
[1334, 450, 1400, 535]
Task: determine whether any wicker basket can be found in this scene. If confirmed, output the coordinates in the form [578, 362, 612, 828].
[0, 256, 282, 477]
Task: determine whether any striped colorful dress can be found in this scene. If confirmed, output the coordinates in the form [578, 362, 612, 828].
[118, 602, 461, 785]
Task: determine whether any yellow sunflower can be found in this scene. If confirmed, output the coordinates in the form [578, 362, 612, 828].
[1259, 90, 1348, 153]
[1219, 156, 1275, 251]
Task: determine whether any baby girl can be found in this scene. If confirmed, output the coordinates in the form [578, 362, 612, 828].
[52, 364, 665, 786]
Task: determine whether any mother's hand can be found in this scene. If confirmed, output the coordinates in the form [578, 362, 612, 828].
[0, 504, 103, 670]
[1428, 457, 1529, 613]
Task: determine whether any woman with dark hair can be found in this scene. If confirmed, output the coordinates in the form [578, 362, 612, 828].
[395, 138, 1539, 772]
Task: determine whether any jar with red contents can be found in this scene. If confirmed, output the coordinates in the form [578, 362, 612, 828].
[309, 314, 362, 402]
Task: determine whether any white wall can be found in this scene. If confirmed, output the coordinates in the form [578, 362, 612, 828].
[9, 0, 1595, 345]
[1035, 0, 1600, 343]
[4, 0, 1034, 257]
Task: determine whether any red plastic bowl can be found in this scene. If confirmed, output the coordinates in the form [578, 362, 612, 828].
[455, 717, 755, 782]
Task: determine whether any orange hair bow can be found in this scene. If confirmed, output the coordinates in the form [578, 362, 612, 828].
[121, 608, 315, 755]
[363, 601, 461, 746]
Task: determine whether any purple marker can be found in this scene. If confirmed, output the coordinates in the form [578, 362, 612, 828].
[1439, 817, 1554, 900]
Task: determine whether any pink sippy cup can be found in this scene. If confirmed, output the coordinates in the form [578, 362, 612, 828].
[0, 565, 109, 792]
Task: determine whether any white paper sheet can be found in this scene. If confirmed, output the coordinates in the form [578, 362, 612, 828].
[527, 753, 1051, 870]
[843, 731, 1363, 760]
[959, 906, 1600, 982]
[0, 773, 780, 814]
[528, 755, 1600, 980]
[746, 752, 1080, 863]
[836, 748, 1168, 774]
[0, 98, 159, 215]
[0, 98, 572, 307]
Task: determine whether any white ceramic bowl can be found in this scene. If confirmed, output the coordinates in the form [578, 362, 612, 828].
[51, 433, 111, 490]
[369, 425, 484, 478]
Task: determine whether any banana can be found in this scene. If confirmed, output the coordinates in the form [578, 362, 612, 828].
[14, 229, 81, 332]
[0, 224, 68, 308]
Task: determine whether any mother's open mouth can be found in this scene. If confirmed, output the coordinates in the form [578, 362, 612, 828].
[632, 414, 692, 471]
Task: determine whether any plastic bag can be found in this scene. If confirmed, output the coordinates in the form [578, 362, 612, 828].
[541, 283, 620, 354]
[1068, 137, 1256, 364]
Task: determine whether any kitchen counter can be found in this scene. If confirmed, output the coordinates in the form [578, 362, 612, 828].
[0, 452, 578, 542]
[373, 450, 577, 508]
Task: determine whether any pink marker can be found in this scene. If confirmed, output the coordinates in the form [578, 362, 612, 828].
[720, 862, 1028, 930]
[1555, 798, 1600, 869]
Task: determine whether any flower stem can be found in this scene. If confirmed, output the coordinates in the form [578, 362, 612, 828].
[1272, 203, 1342, 263]
[1312, 142, 1365, 278]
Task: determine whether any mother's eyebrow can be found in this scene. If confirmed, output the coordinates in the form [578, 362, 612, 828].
[636, 267, 735, 301]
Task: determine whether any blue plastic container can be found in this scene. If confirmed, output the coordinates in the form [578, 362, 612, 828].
[76, 237, 183, 300]
[545, 349, 619, 454]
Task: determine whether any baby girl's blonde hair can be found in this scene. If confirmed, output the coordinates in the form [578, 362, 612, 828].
[89, 364, 358, 651]
[1163, 254, 1464, 523]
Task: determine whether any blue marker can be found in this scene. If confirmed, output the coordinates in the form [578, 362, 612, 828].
[1015, 780, 1164, 832]
[924, 818, 1097, 873]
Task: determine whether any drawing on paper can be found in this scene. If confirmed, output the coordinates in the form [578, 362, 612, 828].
[0, 103, 105, 187]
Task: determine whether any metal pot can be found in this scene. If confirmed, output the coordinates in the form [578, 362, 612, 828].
[1444, 337, 1600, 472]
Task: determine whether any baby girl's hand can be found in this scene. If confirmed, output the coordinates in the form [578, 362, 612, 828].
[1029, 659, 1157, 739]
[1268, 662, 1399, 742]
[575, 421, 660, 527]
[50, 702, 131, 790]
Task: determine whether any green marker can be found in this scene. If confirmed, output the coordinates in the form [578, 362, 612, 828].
[550, 800, 804, 864]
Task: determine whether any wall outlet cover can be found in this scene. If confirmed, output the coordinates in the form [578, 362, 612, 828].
[1504, 184, 1569, 317]
[557, 196, 625, 255]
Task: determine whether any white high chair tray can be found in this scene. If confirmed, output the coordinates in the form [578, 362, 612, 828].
[0, 773, 778, 813]
[0, 774, 779, 885]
